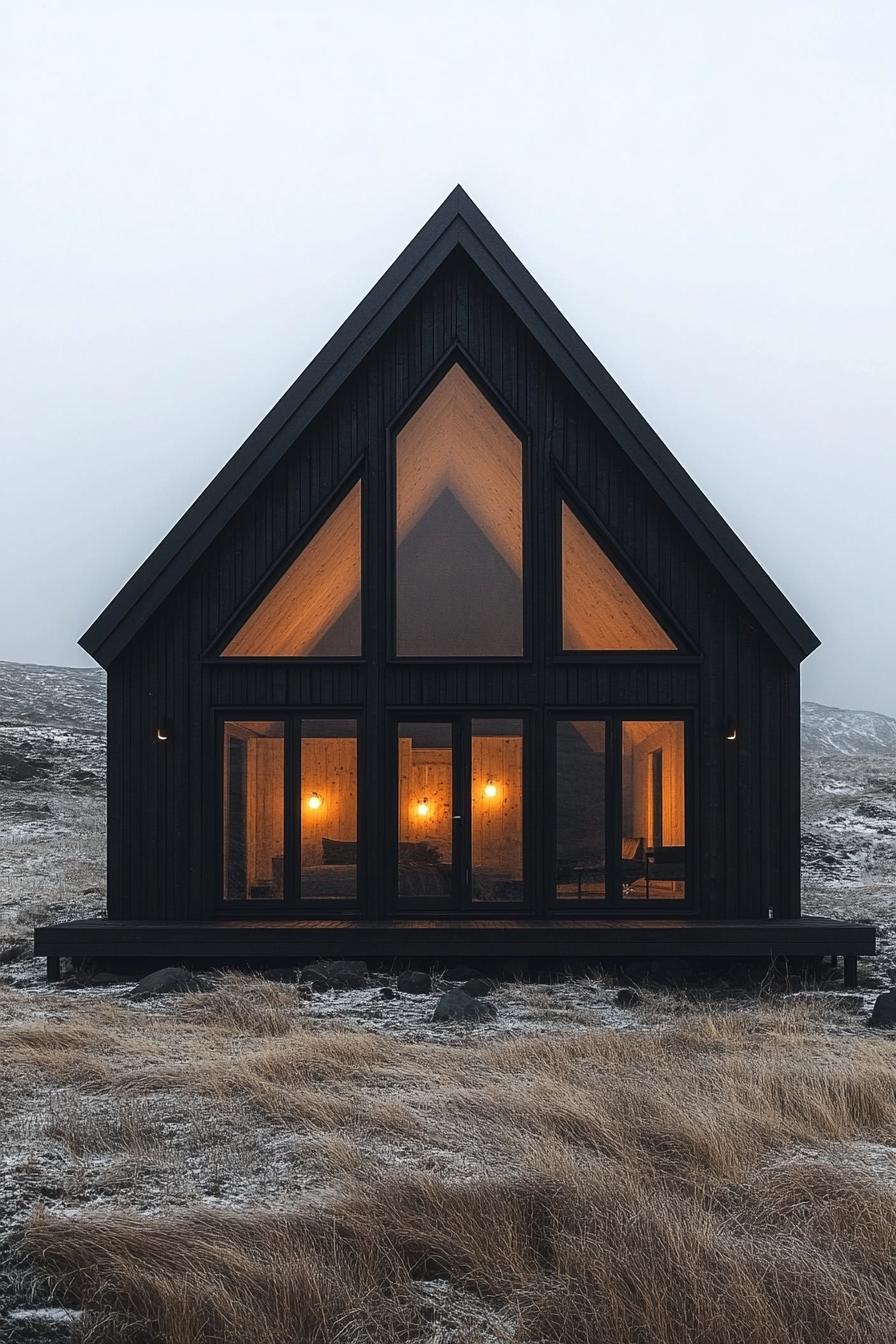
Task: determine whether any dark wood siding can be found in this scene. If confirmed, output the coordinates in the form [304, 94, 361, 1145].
[106, 250, 800, 923]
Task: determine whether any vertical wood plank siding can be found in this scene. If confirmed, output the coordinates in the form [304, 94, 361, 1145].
[106, 251, 800, 921]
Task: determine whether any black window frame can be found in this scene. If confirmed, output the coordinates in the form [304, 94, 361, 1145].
[547, 709, 695, 912]
[216, 709, 365, 914]
[388, 709, 532, 915]
[386, 349, 534, 666]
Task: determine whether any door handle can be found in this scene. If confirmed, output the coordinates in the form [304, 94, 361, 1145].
[452, 815, 462, 821]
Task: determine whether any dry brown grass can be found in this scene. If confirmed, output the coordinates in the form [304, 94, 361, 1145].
[9, 989, 896, 1342]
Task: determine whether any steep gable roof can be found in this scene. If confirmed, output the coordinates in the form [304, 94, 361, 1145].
[80, 186, 819, 668]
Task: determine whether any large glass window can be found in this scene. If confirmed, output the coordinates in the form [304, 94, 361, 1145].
[555, 720, 606, 901]
[561, 501, 676, 651]
[395, 365, 524, 656]
[223, 482, 362, 657]
[621, 720, 686, 900]
[223, 721, 285, 901]
[471, 719, 523, 903]
[396, 722, 454, 897]
[300, 719, 358, 902]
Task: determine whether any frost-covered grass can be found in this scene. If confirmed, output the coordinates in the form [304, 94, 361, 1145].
[2, 663, 896, 1340]
[4, 982, 896, 1343]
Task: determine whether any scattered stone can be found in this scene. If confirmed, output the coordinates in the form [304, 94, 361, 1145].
[443, 964, 481, 982]
[130, 966, 211, 999]
[615, 987, 641, 1008]
[0, 940, 28, 965]
[432, 988, 497, 1023]
[301, 958, 370, 992]
[397, 970, 432, 994]
[0, 751, 49, 782]
[459, 977, 492, 998]
[869, 989, 896, 1029]
[380, 986, 396, 1000]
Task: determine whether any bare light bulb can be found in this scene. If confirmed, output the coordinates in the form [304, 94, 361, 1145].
[483, 778, 498, 799]
[416, 798, 430, 817]
[308, 791, 323, 810]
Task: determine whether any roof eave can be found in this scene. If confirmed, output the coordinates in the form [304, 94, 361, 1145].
[80, 184, 819, 669]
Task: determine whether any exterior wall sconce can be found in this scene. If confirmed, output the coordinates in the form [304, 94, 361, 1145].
[416, 797, 430, 817]
[307, 791, 323, 810]
[725, 718, 737, 742]
[483, 777, 498, 798]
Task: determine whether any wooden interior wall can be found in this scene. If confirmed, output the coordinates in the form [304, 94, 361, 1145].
[222, 481, 361, 657]
[300, 737, 357, 864]
[105, 248, 800, 923]
[246, 736, 284, 883]
[562, 503, 677, 651]
[625, 722, 685, 847]
[471, 735, 523, 873]
[397, 739, 453, 861]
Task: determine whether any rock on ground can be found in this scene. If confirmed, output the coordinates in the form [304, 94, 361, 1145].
[432, 988, 497, 1022]
[397, 970, 431, 994]
[869, 989, 896, 1029]
[458, 977, 492, 997]
[302, 959, 370, 991]
[130, 967, 211, 999]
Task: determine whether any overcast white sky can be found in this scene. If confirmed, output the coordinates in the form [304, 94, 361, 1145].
[2, 2, 894, 712]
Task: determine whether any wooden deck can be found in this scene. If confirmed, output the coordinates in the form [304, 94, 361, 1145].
[35, 915, 876, 985]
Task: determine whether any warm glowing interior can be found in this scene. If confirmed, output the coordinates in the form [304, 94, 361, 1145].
[300, 720, 358, 901]
[554, 718, 685, 902]
[223, 721, 285, 901]
[222, 482, 362, 657]
[471, 720, 523, 901]
[223, 719, 359, 901]
[561, 502, 677, 651]
[397, 723, 454, 896]
[622, 720, 685, 900]
[395, 365, 524, 656]
[396, 719, 524, 900]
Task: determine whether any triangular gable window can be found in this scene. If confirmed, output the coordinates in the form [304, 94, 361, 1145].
[395, 364, 524, 656]
[222, 481, 362, 657]
[561, 500, 676, 651]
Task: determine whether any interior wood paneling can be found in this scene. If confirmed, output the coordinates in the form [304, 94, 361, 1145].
[562, 503, 676, 650]
[300, 735, 358, 864]
[222, 481, 361, 657]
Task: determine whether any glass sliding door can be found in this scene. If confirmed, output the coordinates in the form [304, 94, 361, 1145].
[552, 716, 687, 906]
[393, 716, 527, 909]
[554, 720, 607, 902]
[471, 719, 523, 903]
[223, 721, 285, 903]
[396, 722, 455, 901]
[621, 720, 686, 901]
[300, 719, 359, 902]
[221, 715, 360, 909]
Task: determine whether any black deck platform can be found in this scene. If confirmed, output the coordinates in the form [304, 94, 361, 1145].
[35, 915, 877, 985]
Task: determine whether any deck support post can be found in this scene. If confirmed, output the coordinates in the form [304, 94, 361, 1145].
[46, 955, 61, 983]
[842, 956, 858, 990]
[830, 955, 838, 970]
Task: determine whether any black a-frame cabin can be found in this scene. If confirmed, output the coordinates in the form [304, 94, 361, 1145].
[38, 188, 874, 982]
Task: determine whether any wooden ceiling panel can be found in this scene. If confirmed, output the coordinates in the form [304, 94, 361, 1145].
[222, 482, 361, 656]
[562, 503, 676, 651]
[396, 364, 523, 577]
